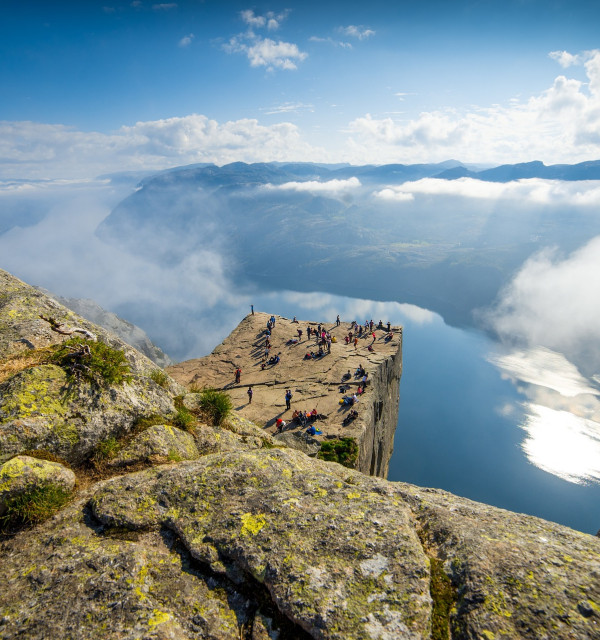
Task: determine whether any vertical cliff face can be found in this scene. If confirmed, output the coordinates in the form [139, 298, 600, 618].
[354, 331, 402, 477]
[167, 312, 402, 479]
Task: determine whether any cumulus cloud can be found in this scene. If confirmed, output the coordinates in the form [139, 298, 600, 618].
[347, 49, 600, 164]
[225, 34, 307, 70]
[549, 50, 582, 68]
[485, 235, 600, 376]
[264, 177, 361, 194]
[240, 9, 289, 30]
[226, 9, 305, 70]
[178, 33, 194, 47]
[153, 3, 176, 9]
[372, 177, 600, 205]
[0, 115, 323, 179]
[338, 25, 375, 40]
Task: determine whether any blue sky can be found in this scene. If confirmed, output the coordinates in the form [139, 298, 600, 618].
[1, 0, 600, 178]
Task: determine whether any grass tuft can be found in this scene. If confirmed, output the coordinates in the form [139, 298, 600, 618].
[197, 388, 233, 426]
[1, 484, 72, 530]
[150, 369, 170, 388]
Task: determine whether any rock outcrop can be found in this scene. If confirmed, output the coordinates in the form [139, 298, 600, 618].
[1, 268, 600, 640]
[1, 448, 599, 639]
[167, 313, 402, 478]
[0, 269, 181, 465]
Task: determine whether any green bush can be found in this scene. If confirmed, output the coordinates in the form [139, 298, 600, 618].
[317, 437, 358, 468]
[1, 484, 72, 529]
[198, 388, 233, 426]
[52, 337, 131, 387]
[150, 369, 169, 388]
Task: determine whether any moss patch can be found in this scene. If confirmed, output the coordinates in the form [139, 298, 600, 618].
[317, 437, 359, 468]
[429, 557, 457, 640]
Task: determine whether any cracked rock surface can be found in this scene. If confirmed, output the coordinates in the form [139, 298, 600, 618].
[2, 448, 599, 639]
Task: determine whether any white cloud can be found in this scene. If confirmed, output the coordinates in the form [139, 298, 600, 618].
[549, 50, 582, 68]
[373, 188, 414, 202]
[240, 9, 289, 31]
[347, 49, 600, 165]
[245, 37, 307, 70]
[339, 25, 375, 40]
[261, 102, 314, 115]
[372, 177, 600, 205]
[240, 9, 265, 28]
[178, 33, 194, 47]
[309, 36, 352, 49]
[0, 115, 323, 180]
[264, 177, 361, 195]
[485, 235, 600, 375]
[152, 3, 176, 10]
[225, 32, 307, 70]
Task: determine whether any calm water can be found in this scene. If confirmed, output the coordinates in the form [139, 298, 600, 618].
[222, 290, 600, 535]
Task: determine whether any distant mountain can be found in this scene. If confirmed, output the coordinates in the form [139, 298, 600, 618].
[96, 159, 600, 331]
[437, 159, 600, 182]
[38, 290, 173, 367]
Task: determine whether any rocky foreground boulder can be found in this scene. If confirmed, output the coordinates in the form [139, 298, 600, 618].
[0, 448, 598, 639]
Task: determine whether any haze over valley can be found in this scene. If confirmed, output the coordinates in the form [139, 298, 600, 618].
[2, 0, 600, 532]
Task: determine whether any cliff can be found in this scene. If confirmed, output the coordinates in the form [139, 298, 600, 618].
[1, 268, 599, 640]
[166, 312, 402, 478]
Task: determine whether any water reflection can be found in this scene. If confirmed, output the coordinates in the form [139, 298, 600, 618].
[489, 346, 600, 485]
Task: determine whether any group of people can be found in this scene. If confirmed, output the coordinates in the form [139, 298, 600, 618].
[238, 312, 384, 434]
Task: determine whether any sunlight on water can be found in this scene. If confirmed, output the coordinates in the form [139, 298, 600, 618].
[521, 404, 600, 485]
[490, 345, 600, 484]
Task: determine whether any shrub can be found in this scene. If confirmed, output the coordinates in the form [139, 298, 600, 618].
[52, 337, 131, 387]
[150, 369, 169, 388]
[317, 437, 358, 468]
[198, 388, 233, 426]
[0, 484, 72, 529]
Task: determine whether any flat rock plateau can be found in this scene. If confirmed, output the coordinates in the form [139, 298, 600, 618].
[167, 312, 402, 477]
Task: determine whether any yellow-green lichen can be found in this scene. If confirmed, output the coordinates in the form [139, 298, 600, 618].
[240, 512, 266, 537]
[148, 609, 171, 628]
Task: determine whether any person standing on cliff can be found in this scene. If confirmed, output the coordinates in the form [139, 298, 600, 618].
[235, 367, 241, 384]
[285, 388, 292, 410]
[247, 386, 253, 404]
[251, 304, 254, 315]
[336, 314, 340, 326]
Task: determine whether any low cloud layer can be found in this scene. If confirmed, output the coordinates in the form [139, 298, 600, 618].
[373, 177, 600, 205]
[264, 177, 361, 194]
[486, 235, 600, 376]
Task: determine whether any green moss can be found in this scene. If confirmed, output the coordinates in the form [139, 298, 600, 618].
[52, 337, 131, 387]
[317, 437, 359, 468]
[429, 558, 457, 640]
[0, 483, 72, 529]
[93, 437, 121, 460]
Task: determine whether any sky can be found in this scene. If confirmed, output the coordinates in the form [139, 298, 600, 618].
[2, 0, 600, 179]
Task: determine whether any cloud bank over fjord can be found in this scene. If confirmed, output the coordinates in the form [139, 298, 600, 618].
[485, 235, 600, 376]
[373, 177, 600, 205]
[264, 177, 361, 194]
